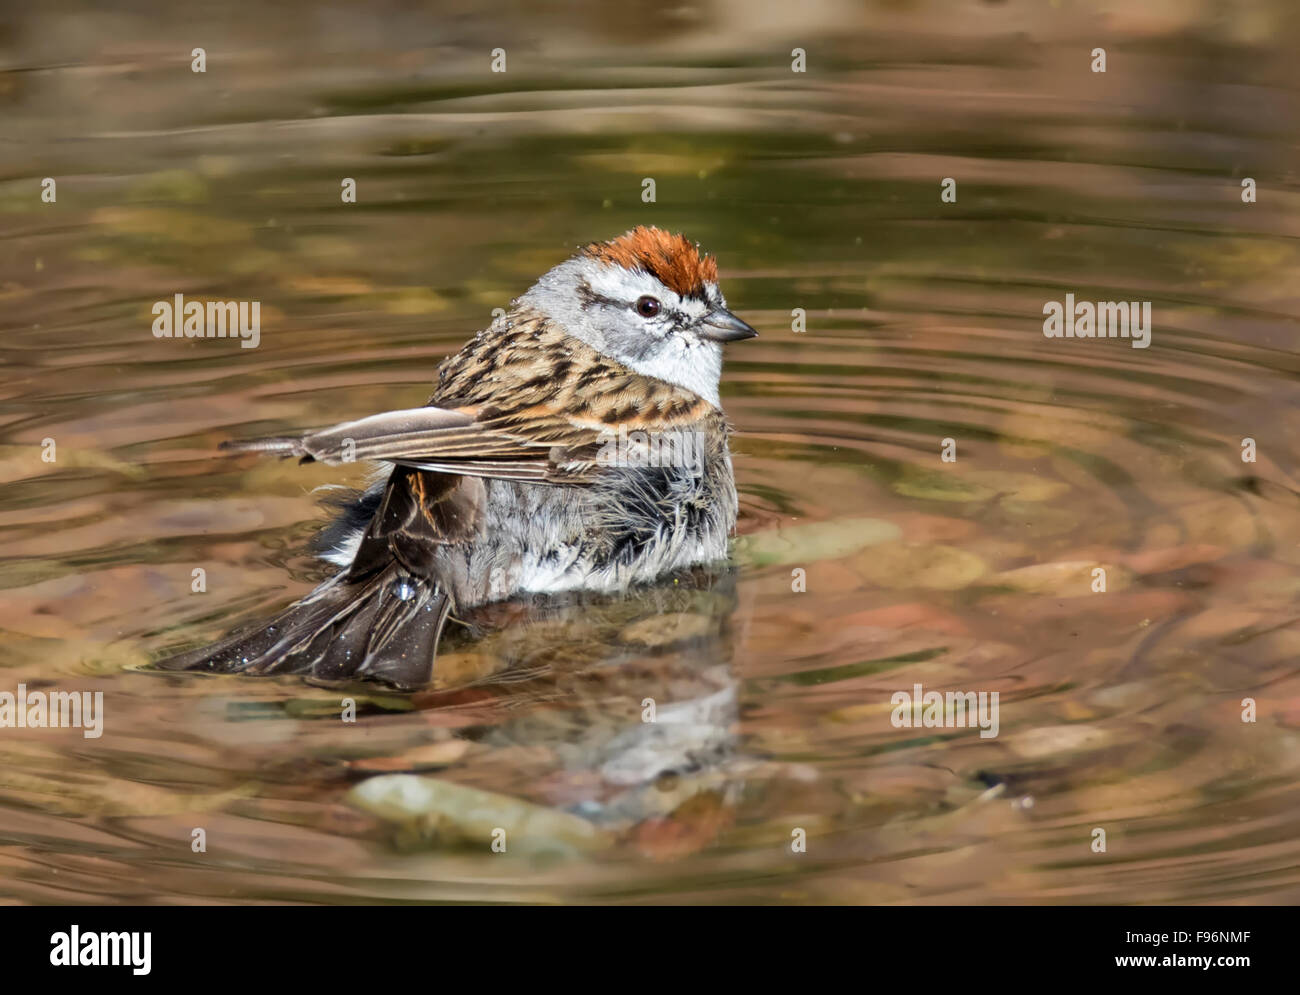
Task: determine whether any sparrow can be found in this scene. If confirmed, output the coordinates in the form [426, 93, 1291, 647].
[159, 227, 758, 687]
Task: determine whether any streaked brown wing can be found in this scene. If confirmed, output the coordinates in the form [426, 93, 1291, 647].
[223, 309, 718, 485]
[224, 403, 617, 484]
[223, 406, 473, 463]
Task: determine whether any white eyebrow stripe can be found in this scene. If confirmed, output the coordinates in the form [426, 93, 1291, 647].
[586, 260, 681, 307]
[676, 297, 710, 320]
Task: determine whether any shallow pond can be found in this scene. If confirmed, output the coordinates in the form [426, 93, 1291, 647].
[2, 1, 1299, 903]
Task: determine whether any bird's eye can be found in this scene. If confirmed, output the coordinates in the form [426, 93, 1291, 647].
[635, 296, 661, 318]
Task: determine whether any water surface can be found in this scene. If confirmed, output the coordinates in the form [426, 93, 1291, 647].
[2, 0, 1300, 904]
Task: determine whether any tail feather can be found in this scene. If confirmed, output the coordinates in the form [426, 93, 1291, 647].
[156, 566, 452, 689]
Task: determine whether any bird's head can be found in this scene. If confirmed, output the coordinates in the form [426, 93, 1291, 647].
[518, 226, 756, 406]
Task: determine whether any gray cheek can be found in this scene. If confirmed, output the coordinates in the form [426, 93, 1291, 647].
[597, 310, 669, 362]
[610, 325, 662, 362]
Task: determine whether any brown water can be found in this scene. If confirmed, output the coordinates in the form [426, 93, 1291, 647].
[3, 1, 1300, 904]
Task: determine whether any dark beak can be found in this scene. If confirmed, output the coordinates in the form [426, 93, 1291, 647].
[697, 309, 759, 343]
